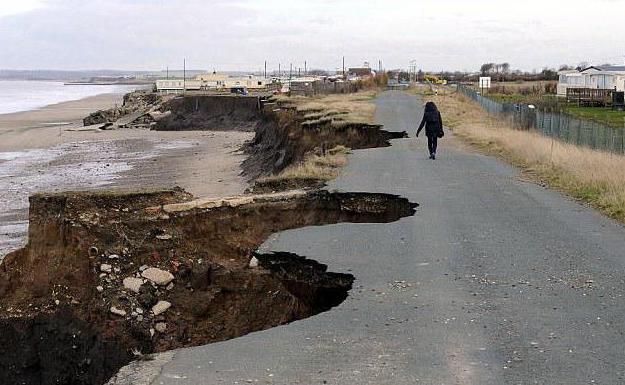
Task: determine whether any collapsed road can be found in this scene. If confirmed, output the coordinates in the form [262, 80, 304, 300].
[122, 90, 625, 385]
[0, 91, 415, 385]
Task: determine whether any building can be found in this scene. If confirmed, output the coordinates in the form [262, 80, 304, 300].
[224, 74, 268, 90]
[347, 67, 375, 80]
[195, 72, 229, 89]
[155, 79, 202, 92]
[557, 66, 625, 96]
[155, 73, 270, 93]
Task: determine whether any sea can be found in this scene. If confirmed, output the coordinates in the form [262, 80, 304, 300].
[0, 80, 141, 115]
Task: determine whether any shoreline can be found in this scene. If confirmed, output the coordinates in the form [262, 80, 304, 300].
[0, 92, 127, 151]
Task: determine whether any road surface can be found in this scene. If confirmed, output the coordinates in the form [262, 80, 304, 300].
[144, 91, 625, 385]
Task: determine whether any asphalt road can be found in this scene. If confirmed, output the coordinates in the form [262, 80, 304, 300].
[147, 91, 625, 385]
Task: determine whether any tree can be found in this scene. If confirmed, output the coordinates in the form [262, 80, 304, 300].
[480, 63, 494, 76]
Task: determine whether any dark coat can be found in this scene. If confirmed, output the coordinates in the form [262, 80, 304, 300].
[417, 107, 443, 137]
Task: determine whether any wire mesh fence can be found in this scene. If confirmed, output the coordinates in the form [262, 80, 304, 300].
[457, 84, 625, 154]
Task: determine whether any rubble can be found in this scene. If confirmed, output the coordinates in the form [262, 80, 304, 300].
[123, 277, 144, 293]
[0, 188, 416, 385]
[110, 307, 127, 317]
[151, 301, 171, 316]
[141, 268, 174, 286]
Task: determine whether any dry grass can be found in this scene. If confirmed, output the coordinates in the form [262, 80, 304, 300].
[275, 91, 377, 124]
[426, 88, 625, 222]
[258, 147, 350, 183]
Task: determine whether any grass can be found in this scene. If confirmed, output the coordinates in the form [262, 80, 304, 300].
[258, 147, 350, 183]
[562, 106, 625, 128]
[258, 92, 377, 189]
[481, 91, 625, 129]
[424, 87, 625, 223]
[274, 91, 377, 124]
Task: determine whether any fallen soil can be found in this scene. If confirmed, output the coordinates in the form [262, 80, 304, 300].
[153, 94, 264, 132]
[82, 91, 163, 127]
[0, 130, 252, 259]
[146, 93, 407, 182]
[0, 188, 416, 385]
[0, 91, 416, 385]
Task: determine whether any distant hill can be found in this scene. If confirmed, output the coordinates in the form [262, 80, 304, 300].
[0, 69, 206, 81]
[0, 69, 263, 81]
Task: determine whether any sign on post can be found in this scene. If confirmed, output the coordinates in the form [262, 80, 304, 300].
[479, 77, 491, 89]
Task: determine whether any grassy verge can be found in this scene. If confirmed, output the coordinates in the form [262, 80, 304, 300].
[274, 91, 377, 124]
[252, 146, 351, 192]
[424, 87, 625, 223]
[251, 91, 380, 192]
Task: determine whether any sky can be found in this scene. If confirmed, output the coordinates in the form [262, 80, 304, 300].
[1, 0, 624, 73]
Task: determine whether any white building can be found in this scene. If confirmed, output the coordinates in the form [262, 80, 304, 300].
[557, 66, 625, 96]
[155, 79, 202, 92]
[156, 73, 270, 92]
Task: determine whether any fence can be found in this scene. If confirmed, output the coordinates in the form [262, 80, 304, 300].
[457, 84, 625, 154]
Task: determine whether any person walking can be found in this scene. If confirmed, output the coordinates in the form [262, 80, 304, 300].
[416, 101, 444, 160]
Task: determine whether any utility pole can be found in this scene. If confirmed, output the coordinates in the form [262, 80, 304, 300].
[409, 60, 417, 84]
[264, 61, 267, 78]
[304, 61, 307, 76]
[166, 66, 169, 79]
[342, 56, 345, 78]
[379, 60, 382, 73]
[279, 63, 281, 77]
[290, 63, 292, 79]
[183, 58, 186, 93]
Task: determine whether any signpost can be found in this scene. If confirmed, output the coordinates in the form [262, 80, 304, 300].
[479, 76, 491, 94]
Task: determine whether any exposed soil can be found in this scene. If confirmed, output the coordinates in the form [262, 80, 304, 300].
[146, 93, 407, 181]
[0, 188, 416, 385]
[0, 92, 416, 385]
[153, 95, 264, 132]
[243, 101, 407, 179]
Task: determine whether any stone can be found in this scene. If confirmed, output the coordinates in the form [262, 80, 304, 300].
[156, 234, 172, 240]
[137, 285, 158, 308]
[154, 322, 167, 333]
[141, 267, 174, 286]
[136, 315, 144, 322]
[249, 256, 259, 268]
[135, 307, 144, 315]
[108, 254, 120, 259]
[100, 264, 112, 273]
[96, 286, 104, 292]
[139, 265, 148, 272]
[166, 282, 174, 291]
[110, 306, 127, 316]
[123, 277, 144, 293]
[152, 300, 171, 316]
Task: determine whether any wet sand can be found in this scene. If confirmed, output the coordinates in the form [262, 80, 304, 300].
[0, 92, 128, 151]
[0, 95, 254, 258]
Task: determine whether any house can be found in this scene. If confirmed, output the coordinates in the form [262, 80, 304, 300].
[224, 75, 268, 90]
[347, 67, 375, 80]
[557, 66, 625, 96]
[156, 74, 270, 93]
[195, 72, 229, 89]
[155, 79, 202, 92]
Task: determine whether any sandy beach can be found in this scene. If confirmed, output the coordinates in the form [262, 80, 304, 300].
[0, 94, 254, 258]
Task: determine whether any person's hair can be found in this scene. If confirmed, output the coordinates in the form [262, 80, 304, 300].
[424, 101, 438, 112]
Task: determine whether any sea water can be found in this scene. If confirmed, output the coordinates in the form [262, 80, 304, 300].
[0, 80, 139, 114]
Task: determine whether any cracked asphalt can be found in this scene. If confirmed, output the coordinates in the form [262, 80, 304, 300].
[130, 91, 625, 385]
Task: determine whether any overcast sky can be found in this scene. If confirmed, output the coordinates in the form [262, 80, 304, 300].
[1, 0, 624, 72]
